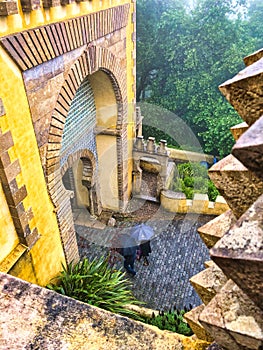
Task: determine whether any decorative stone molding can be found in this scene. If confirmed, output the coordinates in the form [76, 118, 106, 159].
[45, 45, 127, 263]
[20, 0, 41, 12]
[42, 0, 60, 8]
[187, 51, 263, 350]
[133, 136, 171, 199]
[0, 98, 6, 117]
[0, 0, 18, 16]
[0, 128, 39, 251]
[0, 4, 130, 70]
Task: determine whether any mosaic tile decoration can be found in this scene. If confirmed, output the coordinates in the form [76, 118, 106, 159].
[60, 78, 97, 168]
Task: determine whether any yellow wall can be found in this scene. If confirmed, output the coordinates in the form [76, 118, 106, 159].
[89, 71, 118, 129]
[96, 135, 119, 210]
[126, 0, 136, 198]
[0, 47, 66, 286]
[0, 183, 19, 263]
[0, 0, 135, 283]
[0, 0, 132, 36]
[73, 160, 90, 208]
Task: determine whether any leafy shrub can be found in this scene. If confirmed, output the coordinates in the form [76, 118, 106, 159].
[208, 180, 220, 202]
[143, 308, 193, 336]
[47, 257, 143, 320]
[173, 162, 219, 201]
[184, 176, 194, 188]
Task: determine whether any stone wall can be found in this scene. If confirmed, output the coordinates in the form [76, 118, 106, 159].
[0, 0, 136, 282]
[0, 272, 211, 350]
[185, 49, 263, 349]
[161, 191, 229, 216]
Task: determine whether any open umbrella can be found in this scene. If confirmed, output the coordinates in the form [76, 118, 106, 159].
[130, 223, 154, 242]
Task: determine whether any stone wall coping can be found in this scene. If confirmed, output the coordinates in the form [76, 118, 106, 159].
[0, 272, 210, 350]
[161, 190, 229, 216]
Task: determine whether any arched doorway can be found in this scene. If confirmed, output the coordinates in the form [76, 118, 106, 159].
[60, 76, 101, 219]
[46, 46, 128, 264]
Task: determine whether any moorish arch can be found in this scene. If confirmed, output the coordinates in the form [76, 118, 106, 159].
[46, 45, 128, 264]
[61, 149, 100, 218]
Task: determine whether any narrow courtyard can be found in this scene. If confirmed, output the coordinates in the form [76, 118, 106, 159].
[76, 200, 213, 311]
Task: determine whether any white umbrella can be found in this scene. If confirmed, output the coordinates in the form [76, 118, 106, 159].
[130, 224, 154, 242]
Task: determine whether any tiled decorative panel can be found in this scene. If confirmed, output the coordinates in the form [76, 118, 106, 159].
[60, 78, 97, 168]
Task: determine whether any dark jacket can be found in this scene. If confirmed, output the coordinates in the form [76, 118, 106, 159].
[118, 234, 138, 257]
[140, 240, 151, 256]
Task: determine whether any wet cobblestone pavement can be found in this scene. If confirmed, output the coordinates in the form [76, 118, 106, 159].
[76, 201, 213, 312]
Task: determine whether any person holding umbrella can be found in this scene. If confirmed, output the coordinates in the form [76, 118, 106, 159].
[131, 223, 154, 266]
[118, 233, 138, 276]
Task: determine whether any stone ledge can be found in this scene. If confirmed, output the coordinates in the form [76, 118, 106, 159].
[0, 244, 27, 273]
[0, 272, 208, 350]
[160, 190, 229, 216]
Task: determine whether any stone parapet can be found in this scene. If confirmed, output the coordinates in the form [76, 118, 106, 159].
[211, 193, 263, 310]
[189, 48, 263, 350]
[0, 0, 131, 36]
[208, 154, 263, 219]
[232, 115, 263, 181]
[230, 122, 248, 141]
[197, 210, 236, 249]
[199, 280, 263, 350]
[190, 265, 228, 306]
[184, 304, 214, 342]
[160, 190, 229, 216]
[0, 272, 210, 350]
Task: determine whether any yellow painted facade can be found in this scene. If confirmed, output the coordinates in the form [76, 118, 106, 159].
[0, 0, 136, 285]
[0, 45, 66, 285]
[0, 0, 131, 36]
[0, 183, 19, 263]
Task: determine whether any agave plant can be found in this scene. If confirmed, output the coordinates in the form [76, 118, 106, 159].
[47, 257, 143, 320]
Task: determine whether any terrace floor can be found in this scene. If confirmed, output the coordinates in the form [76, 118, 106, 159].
[75, 199, 213, 312]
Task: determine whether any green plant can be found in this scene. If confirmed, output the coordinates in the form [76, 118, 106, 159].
[173, 162, 219, 201]
[143, 308, 193, 336]
[47, 257, 143, 320]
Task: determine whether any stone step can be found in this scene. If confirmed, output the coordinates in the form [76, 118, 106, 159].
[210, 193, 263, 310]
[190, 265, 228, 305]
[183, 304, 214, 342]
[219, 57, 263, 126]
[230, 122, 248, 141]
[133, 194, 159, 203]
[208, 154, 263, 219]
[232, 115, 263, 181]
[199, 280, 263, 350]
[198, 210, 236, 249]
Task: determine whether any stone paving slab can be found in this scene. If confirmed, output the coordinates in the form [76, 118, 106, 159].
[76, 202, 213, 312]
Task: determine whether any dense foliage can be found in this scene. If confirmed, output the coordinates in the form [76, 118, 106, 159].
[173, 162, 220, 201]
[137, 0, 263, 157]
[47, 257, 143, 320]
[144, 308, 193, 336]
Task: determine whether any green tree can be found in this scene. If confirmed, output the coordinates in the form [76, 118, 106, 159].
[136, 0, 262, 157]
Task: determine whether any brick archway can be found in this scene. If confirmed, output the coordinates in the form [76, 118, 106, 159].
[46, 45, 128, 264]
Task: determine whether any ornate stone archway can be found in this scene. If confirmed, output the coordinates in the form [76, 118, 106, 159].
[46, 45, 128, 264]
[61, 148, 101, 215]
